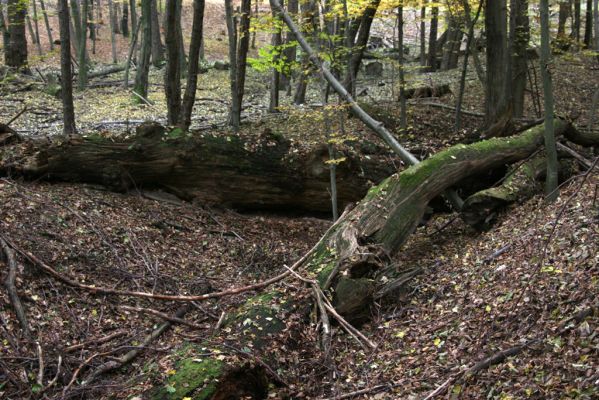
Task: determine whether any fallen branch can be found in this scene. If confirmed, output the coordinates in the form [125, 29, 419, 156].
[120, 305, 206, 329]
[557, 142, 593, 169]
[82, 305, 191, 384]
[64, 330, 128, 353]
[1, 233, 313, 302]
[1, 238, 30, 337]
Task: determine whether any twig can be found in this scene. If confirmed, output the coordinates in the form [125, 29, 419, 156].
[120, 305, 206, 329]
[36, 341, 44, 386]
[1, 238, 31, 337]
[1, 233, 314, 302]
[64, 330, 127, 353]
[37, 355, 62, 395]
[317, 384, 397, 400]
[6, 106, 28, 125]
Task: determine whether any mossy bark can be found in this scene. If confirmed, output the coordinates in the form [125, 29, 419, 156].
[157, 119, 583, 399]
[0, 122, 395, 214]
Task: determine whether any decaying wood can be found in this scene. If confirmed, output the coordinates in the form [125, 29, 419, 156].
[0, 122, 395, 213]
[158, 118, 588, 399]
[1, 238, 30, 337]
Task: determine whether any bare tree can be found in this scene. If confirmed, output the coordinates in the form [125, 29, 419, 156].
[134, 0, 153, 100]
[164, 0, 181, 124]
[39, 0, 54, 50]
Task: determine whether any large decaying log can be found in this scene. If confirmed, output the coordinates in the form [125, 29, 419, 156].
[0, 122, 395, 213]
[153, 118, 586, 400]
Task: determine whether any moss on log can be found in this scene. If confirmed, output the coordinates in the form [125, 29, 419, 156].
[158, 119, 580, 399]
[0, 122, 395, 213]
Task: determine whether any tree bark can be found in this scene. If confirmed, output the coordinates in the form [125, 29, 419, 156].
[164, 0, 181, 124]
[133, 0, 152, 100]
[147, 118, 584, 399]
[572, 0, 581, 41]
[540, 0, 559, 201]
[108, 0, 118, 63]
[6, 0, 28, 69]
[342, 0, 381, 96]
[485, 0, 509, 127]
[39, 0, 54, 50]
[584, 0, 593, 47]
[179, 0, 205, 130]
[121, 0, 129, 36]
[420, 0, 427, 67]
[511, 0, 529, 118]
[0, 122, 396, 214]
[150, 0, 164, 66]
[58, 0, 77, 135]
[426, 3, 438, 72]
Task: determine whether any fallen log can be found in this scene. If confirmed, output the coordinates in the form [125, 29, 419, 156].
[153, 118, 581, 400]
[0, 122, 396, 213]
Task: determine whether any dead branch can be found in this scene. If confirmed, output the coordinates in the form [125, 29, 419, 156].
[82, 305, 191, 385]
[1, 233, 313, 302]
[64, 331, 128, 353]
[317, 384, 399, 400]
[36, 341, 44, 386]
[120, 305, 206, 329]
[7, 106, 28, 126]
[557, 142, 593, 169]
[1, 238, 30, 337]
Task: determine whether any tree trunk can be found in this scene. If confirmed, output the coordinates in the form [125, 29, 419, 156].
[108, 0, 118, 63]
[540, 0, 559, 201]
[584, 0, 592, 47]
[31, 0, 43, 54]
[6, 0, 28, 69]
[280, 0, 298, 90]
[572, 0, 581, 41]
[58, 0, 77, 135]
[0, 122, 397, 213]
[594, 0, 599, 55]
[179, 0, 205, 130]
[121, 0, 129, 36]
[342, 0, 381, 96]
[39, 0, 54, 50]
[150, 0, 164, 66]
[133, 0, 152, 100]
[147, 118, 586, 400]
[123, 19, 141, 88]
[511, 0, 529, 118]
[129, 0, 137, 40]
[78, 0, 89, 89]
[485, 0, 509, 126]
[426, 3, 438, 72]
[0, 2, 9, 52]
[397, 5, 406, 130]
[269, 4, 282, 113]
[420, 0, 427, 66]
[164, 0, 181, 124]
[226, 0, 251, 130]
[558, 0, 571, 38]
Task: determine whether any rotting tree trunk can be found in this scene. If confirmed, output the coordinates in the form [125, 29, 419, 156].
[0, 122, 397, 214]
[148, 118, 590, 400]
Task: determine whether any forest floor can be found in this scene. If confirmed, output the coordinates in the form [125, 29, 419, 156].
[1, 2, 599, 399]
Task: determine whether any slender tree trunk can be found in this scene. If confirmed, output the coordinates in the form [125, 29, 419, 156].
[179, 0, 205, 130]
[511, 0, 529, 118]
[426, 3, 438, 71]
[6, 0, 28, 69]
[280, 0, 298, 90]
[595, 0, 599, 54]
[540, 0, 559, 201]
[572, 0, 581, 41]
[269, 3, 282, 112]
[124, 19, 141, 87]
[225, 0, 238, 124]
[420, 0, 426, 67]
[78, 0, 89, 89]
[175, 0, 186, 76]
[397, 4, 406, 131]
[584, 0, 593, 47]
[164, 0, 181, 124]
[134, 0, 152, 100]
[0, 4, 8, 52]
[456, 0, 483, 131]
[108, 0, 118, 63]
[39, 0, 54, 50]
[58, 0, 77, 135]
[70, 0, 82, 56]
[121, 0, 129, 36]
[150, 0, 164, 66]
[130, 0, 137, 38]
[26, 12, 41, 55]
[31, 0, 42, 54]
[342, 0, 381, 96]
[251, 0, 257, 49]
